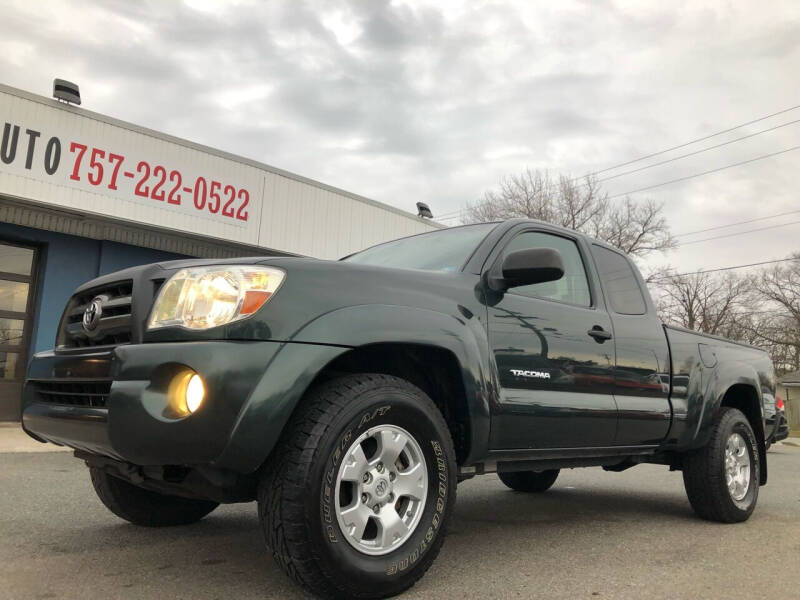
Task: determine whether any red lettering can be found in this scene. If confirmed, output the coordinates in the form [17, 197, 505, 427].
[236, 189, 249, 221]
[134, 161, 150, 197]
[167, 170, 182, 205]
[69, 142, 87, 181]
[151, 165, 167, 201]
[222, 184, 235, 217]
[208, 180, 221, 213]
[107, 153, 124, 190]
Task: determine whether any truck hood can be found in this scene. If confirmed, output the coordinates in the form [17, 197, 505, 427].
[78, 255, 486, 346]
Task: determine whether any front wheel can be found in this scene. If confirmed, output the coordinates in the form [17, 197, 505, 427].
[259, 374, 457, 599]
[90, 468, 219, 527]
[682, 407, 760, 523]
[498, 469, 559, 493]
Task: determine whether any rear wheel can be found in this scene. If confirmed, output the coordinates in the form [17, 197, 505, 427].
[90, 468, 218, 527]
[259, 373, 457, 599]
[682, 407, 760, 523]
[498, 469, 559, 493]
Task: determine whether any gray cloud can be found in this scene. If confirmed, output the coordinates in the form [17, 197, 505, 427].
[0, 0, 798, 273]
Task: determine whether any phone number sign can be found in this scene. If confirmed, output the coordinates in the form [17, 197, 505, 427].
[1, 115, 257, 228]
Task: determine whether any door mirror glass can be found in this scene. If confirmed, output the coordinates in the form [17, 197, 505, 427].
[501, 248, 564, 289]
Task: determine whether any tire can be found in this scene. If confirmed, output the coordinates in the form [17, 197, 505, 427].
[90, 468, 219, 527]
[498, 469, 559, 493]
[259, 373, 457, 599]
[682, 407, 760, 523]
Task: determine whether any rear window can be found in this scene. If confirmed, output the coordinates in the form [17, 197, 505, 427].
[592, 245, 647, 315]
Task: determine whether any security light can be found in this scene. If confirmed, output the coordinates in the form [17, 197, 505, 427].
[416, 202, 433, 219]
[53, 79, 81, 105]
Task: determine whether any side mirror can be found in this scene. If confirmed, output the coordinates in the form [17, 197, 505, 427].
[500, 248, 564, 289]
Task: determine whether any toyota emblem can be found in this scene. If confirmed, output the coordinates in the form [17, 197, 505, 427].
[82, 297, 103, 332]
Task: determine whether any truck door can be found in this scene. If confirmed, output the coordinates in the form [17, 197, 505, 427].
[486, 228, 618, 449]
[590, 244, 671, 446]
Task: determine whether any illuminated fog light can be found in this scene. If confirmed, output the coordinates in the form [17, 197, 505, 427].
[166, 370, 206, 417]
[185, 374, 205, 413]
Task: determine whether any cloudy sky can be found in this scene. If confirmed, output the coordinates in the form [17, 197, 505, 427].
[1, 0, 798, 273]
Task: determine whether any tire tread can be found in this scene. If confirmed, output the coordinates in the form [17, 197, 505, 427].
[682, 407, 758, 523]
[258, 373, 455, 599]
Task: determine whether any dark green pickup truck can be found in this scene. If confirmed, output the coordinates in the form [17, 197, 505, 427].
[22, 219, 775, 599]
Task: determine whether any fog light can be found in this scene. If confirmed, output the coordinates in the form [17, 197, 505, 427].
[167, 370, 205, 417]
[185, 374, 204, 413]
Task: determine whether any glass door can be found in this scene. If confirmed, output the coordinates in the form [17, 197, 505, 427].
[0, 240, 37, 421]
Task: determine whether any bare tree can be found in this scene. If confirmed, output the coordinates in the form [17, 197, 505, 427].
[650, 257, 800, 376]
[745, 255, 800, 374]
[464, 169, 676, 258]
[653, 271, 754, 336]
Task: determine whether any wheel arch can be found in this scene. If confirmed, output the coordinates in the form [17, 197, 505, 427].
[313, 342, 474, 464]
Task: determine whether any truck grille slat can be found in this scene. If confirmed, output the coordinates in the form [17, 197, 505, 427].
[31, 380, 112, 408]
[58, 280, 134, 349]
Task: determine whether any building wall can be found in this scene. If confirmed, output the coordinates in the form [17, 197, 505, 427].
[779, 384, 800, 430]
[0, 221, 187, 356]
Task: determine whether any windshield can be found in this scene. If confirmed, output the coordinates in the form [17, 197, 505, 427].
[343, 223, 497, 272]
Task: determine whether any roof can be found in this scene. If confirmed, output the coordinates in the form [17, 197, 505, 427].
[778, 370, 800, 384]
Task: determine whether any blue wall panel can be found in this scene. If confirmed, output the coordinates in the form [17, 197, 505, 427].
[0, 223, 188, 358]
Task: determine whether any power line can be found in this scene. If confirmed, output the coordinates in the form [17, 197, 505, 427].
[436, 215, 465, 223]
[675, 209, 800, 238]
[679, 218, 800, 246]
[649, 257, 800, 281]
[435, 207, 468, 220]
[440, 200, 800, 230]
[573, 102, 800, 181]
[437, 103, 800, 222]
[596, 118, 800, 184]
[607, 145, 800, 200]
[443, 198, 800, 235]
[438, 143, 800, 222]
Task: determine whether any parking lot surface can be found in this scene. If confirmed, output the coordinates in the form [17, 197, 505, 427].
[1, 444, 799, 599]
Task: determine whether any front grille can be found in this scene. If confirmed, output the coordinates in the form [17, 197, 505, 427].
[60, 281, 133, 348]
[32, 380, 112, 408]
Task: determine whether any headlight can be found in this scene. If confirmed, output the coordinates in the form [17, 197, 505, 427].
[148, 265, 285, 330]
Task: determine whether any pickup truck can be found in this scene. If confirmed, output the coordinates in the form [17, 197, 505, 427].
[21, 219, 775, 599]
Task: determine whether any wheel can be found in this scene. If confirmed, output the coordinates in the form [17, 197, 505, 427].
[90, 468, 219, 527]
[682, 407, 760, 523]
[259, 373, 457, 599]
[498, 469, 559, 493]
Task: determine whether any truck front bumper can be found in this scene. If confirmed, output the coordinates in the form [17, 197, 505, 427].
[22, 341, 347, 472]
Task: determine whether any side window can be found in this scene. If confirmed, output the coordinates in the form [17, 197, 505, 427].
[592, 245, 647, 315]
[502, 232, 591, 306]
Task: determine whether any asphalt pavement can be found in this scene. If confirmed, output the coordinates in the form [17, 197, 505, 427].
[1, 443, 799, 599]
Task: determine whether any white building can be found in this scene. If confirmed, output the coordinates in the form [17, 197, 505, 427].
[0, 83, 440, 419]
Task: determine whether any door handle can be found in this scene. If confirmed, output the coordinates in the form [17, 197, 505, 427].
[587, 326, 612, 342]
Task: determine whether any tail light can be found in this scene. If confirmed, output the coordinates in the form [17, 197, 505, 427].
[776, 395, 785, 411]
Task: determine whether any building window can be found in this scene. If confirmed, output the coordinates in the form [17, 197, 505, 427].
[0, 240, 36, 419]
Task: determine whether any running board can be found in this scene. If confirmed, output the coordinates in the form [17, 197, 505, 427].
[459, 445, 658, 476]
